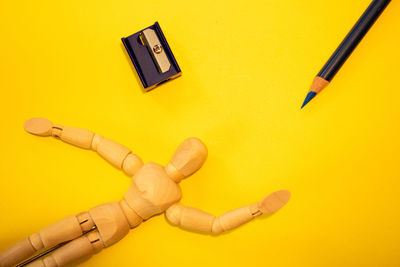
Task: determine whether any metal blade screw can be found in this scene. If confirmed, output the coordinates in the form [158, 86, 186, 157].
[153, 44, 162, 54]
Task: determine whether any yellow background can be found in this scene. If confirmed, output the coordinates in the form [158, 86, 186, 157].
[0, 0, 399, 266]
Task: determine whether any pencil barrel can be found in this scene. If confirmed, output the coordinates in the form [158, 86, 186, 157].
[318, 0, 391, 81]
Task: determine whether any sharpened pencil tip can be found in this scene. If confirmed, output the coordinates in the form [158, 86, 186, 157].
[301, 91, 317, 109]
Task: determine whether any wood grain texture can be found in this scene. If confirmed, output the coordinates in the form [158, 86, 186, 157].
[166, 190, 290, 234]
[0, 118, 290, 266]
[309, 76, 330, 94]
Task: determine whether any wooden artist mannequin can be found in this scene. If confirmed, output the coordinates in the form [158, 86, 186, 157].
[0, 118, 291, 267]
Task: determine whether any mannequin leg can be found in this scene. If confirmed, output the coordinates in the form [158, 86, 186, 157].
[0, 213, 94, 267]
[26, 230, 104, 267]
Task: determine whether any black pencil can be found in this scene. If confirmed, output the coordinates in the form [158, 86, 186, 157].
[301, 0, 391, 108]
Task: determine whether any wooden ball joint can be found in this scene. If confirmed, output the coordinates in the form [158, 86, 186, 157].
[0, 118, 291, 267]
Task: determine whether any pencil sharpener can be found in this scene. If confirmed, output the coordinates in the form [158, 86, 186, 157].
[122, 22, 181, 91]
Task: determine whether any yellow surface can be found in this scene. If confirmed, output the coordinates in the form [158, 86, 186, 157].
[0, 0, 399, 266]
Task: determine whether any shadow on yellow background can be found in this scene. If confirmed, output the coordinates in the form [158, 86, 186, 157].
[0, 0, 399, 266]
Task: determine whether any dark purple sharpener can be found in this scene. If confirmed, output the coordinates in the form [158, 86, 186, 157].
[121, 22, 181, 91]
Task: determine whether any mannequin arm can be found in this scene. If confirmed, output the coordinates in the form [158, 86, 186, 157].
[165, 190, 290, 234]
[23, 118, 143, 177]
